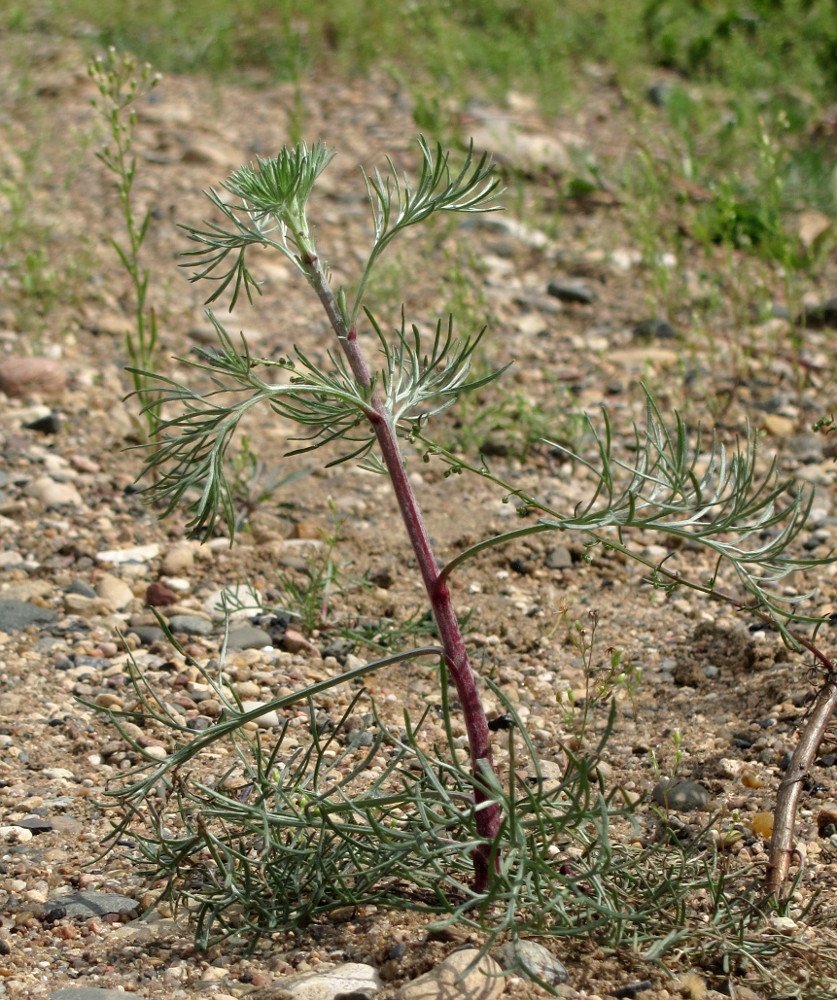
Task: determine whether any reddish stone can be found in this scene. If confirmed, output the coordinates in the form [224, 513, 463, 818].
[0, 357, 67, 399]
[146, 581, 178, 606]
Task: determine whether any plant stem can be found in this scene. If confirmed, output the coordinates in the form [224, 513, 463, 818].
[766, 672, 837, 895]
[302, 250, 501, 890]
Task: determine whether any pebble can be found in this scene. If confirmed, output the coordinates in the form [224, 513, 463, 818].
[0, 356, 67, 398]
[24, 475, 82, 507]
[398, 949, 504, 1000]
[0, 825, 33, 843]
[161, 544, 195, 575]
[146, 581, 179, 606]
[546, 280, 597, 305]
[96, 543, 160, 564]
[496, 940, 569, 985]
[239, 701, 281, 729]
[125, 625, 165, 645]
[43, 891, 139, 920]
[167, 613, 213, 636]
[95, 572, 134, 610]
[276, 961, 382, 999]
[283, 628, 321, 657]
[227, 624, 274, 649]
[50, 991, 150, 1000]
[545, 545, 573, 569]
[0, 599, 58, 631]
[651, 779, 710, 812]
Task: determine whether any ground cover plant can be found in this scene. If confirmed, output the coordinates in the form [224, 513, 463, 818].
[93, 134, 837, 995]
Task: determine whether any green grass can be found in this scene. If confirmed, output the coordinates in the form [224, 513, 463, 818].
[9, 1, 837, 111]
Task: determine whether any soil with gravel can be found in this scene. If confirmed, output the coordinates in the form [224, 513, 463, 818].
[2, 29, 837, 1000]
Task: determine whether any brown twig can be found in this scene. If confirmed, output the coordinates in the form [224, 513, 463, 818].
[766, 672, 837, 895]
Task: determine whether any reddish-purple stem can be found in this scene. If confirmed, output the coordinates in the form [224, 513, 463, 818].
[304, 253, 501, 891]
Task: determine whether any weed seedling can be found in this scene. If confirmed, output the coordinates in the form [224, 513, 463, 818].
[89, 48, 162, 443]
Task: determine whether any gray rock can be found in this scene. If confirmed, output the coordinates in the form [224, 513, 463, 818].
[96, 543, 160, 564]
[633, 318, 676, 341]
[68, 579, 96, 598]
[0, 599, 57, 631]
[651, 779, 710, 812]
[50, 991, 149, 1000]
[227, 624, 273, 649]
[13, 815, 53, 834]
[167, 614, 213, 636]
[44, 891, 139, 920]
[126, 625, 166, 646]
[546, 281, 597, 305]
[496, 940, 569, 986]
[545, 545, 573, 570]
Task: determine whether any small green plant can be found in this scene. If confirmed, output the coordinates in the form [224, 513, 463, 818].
[559, 607, 639, 747]
[89, 48, 163, 442]
[95, 138, 837, 996]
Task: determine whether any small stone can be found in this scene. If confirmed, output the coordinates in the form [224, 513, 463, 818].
[227, 624, 274, 650]
[651, 779, 710, 812]
[0, 599, 57, 631]
[633, 318, 676, 341]
[282, 629, 321, 657]
[161, 544, 194, 575]
[69, 578, 96, 598]
[126, 625, 165, 646]
[0, 356, 67, 399]
[800, 296, 837, 330]
[167, 614, 213, 636]
[44, 891, 139, 921]
[13, 815, 53, 835]
[750, 812, 774, 838]
[545, 545, 573, 570]
[277, 961, 382, 998]
[50, 990, 148, 999]
[290, 521, 324, 540]
[764, 413, 796, 437]
[25, 476, 82, 507]
[96, 543, 160, 564]
[816, 808, 837, 836]
[770, 915, 797, 933]
[146, 581, 179, 606]
[546, 280, 597, 305]
[0, 550, 24, 568]
[238, 701, 281, 729]
[0, 826, 33, 844]
[495, 940, 569, 986]
[25, 410, 62, 434]
[95, 572, 134, 610]
[398, 949, 503, 1000]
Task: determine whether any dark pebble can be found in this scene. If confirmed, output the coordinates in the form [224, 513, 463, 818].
[13, 815, 53, 834]
[610, 981, 653, 999]
[68, 579, 96, 598]
[53, 656, 74, 671]
[146, 582, 178, 607]
[25, 411, 61, 434]
[546, 280, 598, 305]
[799, 296, 837, 330]
[167, 614, 213, 636]
[633, 318, 676, 341]
[818, 753, 837, 767]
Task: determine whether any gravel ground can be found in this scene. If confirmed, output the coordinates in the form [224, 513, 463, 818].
[2, 29, 837, 1000]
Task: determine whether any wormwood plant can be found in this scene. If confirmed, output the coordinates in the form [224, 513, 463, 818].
[89, 48, 162, 442]
[134, 137, 505, 890]
[101, 139, 837, 993]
